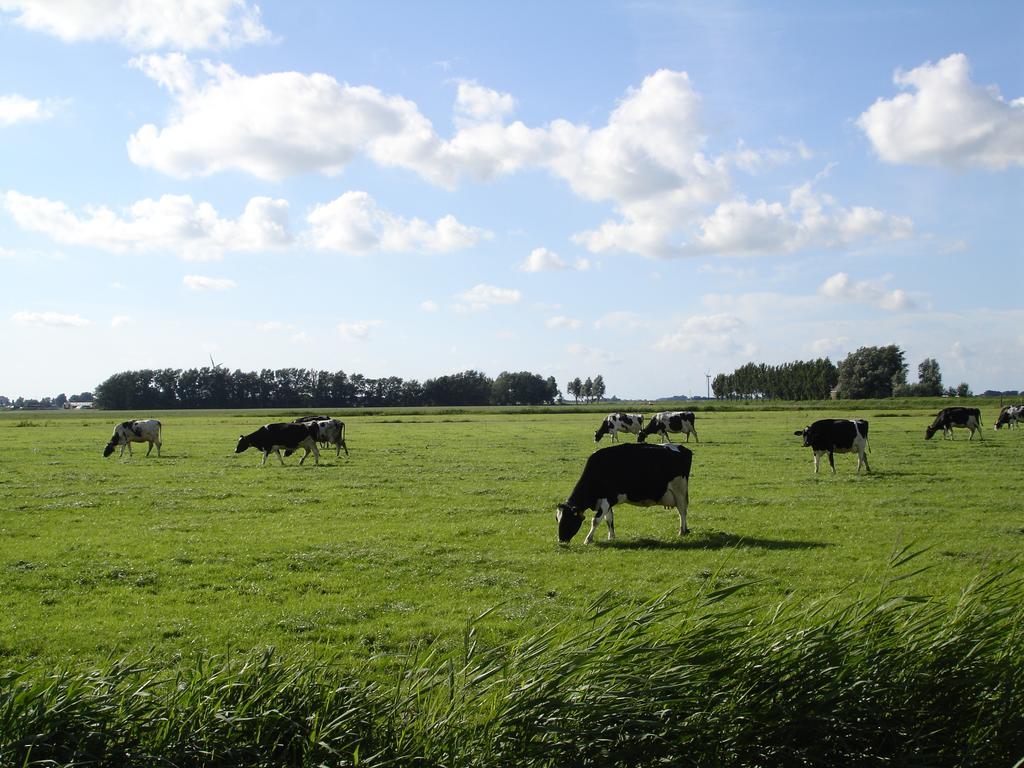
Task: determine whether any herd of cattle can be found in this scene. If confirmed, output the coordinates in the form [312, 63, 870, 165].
[101, 404, 1020, 545]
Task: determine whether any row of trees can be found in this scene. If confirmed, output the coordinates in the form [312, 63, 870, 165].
[712, 359, 838, 400]
[566, 375, 606, 403]
[712, 346, 972, 400]
[92, 368, 563, 410]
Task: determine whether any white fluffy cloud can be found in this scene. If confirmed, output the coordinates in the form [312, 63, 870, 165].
[11, 310, 90, 327]
[0, 0, 270, 50]
[455, 284, 521, 312]
[692, 182, 912, 256]
[306, 191, 490, 254]
[3, 191, 291, 260]
[819, 272, 914, 311]
[858, 53, 1024, 170]
[455, 80, 516, 124]
[123, 60, 910, 260]
[111, 315, 134, 328]
[337, 320, 381, 341]
[0, 94, 58, 126]
[183, 274, 235, 291]
[654, 313, 746, 354]
[520, 247, 589, 272]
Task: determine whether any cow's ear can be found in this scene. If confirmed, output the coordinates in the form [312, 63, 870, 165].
[793, 430, 804, 436]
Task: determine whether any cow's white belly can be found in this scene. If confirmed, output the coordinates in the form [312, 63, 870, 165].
[611, 489, 678, 508]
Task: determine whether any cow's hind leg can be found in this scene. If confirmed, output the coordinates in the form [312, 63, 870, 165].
[858, 447, 870, 473]
[669, 477, 689, 535]
[146, 441, 154, 457]
[828, 451, 836, 474]
[275, 449, 286, 466]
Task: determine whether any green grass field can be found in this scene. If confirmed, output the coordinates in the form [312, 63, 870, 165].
[1, 403, 1022, 765]
[1, 403, 1020, 671]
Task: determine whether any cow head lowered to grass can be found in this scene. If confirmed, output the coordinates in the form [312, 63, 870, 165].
[556, 443, 693, 545]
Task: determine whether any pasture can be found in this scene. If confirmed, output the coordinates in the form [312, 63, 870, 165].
[1, 404, 1022, 765]
[1, 404, 1020, 668]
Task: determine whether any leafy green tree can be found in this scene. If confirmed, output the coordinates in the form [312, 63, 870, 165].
[591, 375, 606, 402]
[567, 377, 582, 403]
[836, 345, 907, 399]
[917, 358, 943, 396]
[582, 377, 593, 403]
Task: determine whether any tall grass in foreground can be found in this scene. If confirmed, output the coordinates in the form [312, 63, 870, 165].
[3, 556, 1022, 767]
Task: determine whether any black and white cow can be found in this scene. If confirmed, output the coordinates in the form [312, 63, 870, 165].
[103, 419, 162, 458]
[594, 412, 645, 443]
[994, 405, 1021, 430]
[235, 422, 320, 466]
[556, 443, 693, 544]
[925, 407, 983, 441]
[637, 411, 698, 443]
[293, 416, 349, 456]
[793, 419, 870, 474]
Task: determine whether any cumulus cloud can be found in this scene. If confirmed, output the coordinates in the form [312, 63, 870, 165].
[3, 190, 291, 260]
[0, 94, 59, 126]
[454, 283, 521, 312]
[654, 313, 746, 354]
[337, 320, 381, 341]
[306, 191, 490, 254]
[692, 182, 913, 256]
[454, 80, 516, 124]
[819, 272, 914, 311]
[545, 316, 582, 330]
[858, 53, 1024, 170]
[519, 246, 590, 272]
[122, 60, 910, 260]
[183, 274, 235, 291]
[0, 0, 271, 50]
[111, 315, 133, 328]
[420, 300, 439, 312]
[11, 310, 90, 327]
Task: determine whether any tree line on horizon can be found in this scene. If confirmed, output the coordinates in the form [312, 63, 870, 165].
[91, 367, 564, 410]
[712, 346, 976, 400]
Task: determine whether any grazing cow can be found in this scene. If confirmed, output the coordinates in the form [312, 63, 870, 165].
[103, 419, 162, 458]
[556, 443, 693, 545]
[594, 412, 645, 443]
[293, 416, 349, 457]
[638, 411, 699, 443]
[235, 422, 320, 466]
[925, 407, 983, 441]
[793, 419, 870, 474]
[994, 405, 1021, 430]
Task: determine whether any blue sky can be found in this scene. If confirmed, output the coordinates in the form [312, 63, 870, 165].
[2, 0, 1021, 400]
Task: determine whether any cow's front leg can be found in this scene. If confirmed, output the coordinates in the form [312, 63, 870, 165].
[813, 452, 822, 473]
[828, 451, 836, 474]
[260, 450, 270, 466]
[605, 507, 615, 541]
[584, 499, 610, 545]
